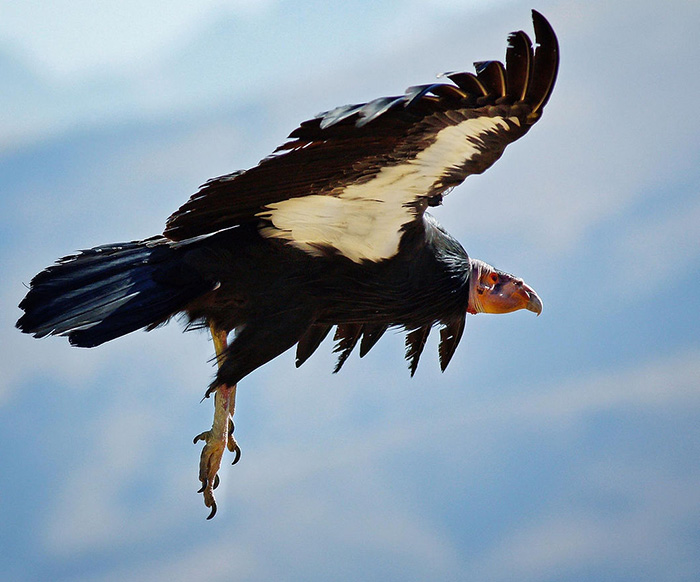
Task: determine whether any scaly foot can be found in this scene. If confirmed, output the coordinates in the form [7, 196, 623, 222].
[193, 383, 240, 519]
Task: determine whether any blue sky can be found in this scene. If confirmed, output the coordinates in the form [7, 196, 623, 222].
[2, 1, 700, 581]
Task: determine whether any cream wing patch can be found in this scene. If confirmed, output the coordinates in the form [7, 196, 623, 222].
[258, 116, 510, 262]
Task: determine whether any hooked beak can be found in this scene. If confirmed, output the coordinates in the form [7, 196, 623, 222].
[516, 283, 543, 316]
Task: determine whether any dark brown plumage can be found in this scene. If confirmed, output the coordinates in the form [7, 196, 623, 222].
[16, 11, 559, 518]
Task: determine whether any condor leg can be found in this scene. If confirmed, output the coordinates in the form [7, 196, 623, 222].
[193, 324, 241, 519]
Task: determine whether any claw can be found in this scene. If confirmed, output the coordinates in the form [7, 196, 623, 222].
[206, 501, 217, 520]
[227, 419, 242, 463]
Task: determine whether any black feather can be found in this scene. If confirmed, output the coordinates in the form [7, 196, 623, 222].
[405, 326, 431, 377]
[359, 324, 388, 358]
[333, 324, 363, 373]
[506, 30, 533, 102]
[446, 71, 488, 97]
[296, 324, 332, 367]
[474, 60, 507, 98]
[438, 315, 466, 372]
[527, 9, 560, 117]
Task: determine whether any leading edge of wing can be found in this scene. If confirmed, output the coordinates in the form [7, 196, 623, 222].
[164, 11, 559, 263]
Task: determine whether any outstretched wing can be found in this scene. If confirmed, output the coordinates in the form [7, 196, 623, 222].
[165, 10, 558, 263]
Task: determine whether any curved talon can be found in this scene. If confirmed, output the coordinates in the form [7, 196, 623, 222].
[224, 418, 242, 464]
[206, 501, 217, 520]
[201, 471, 218, 519]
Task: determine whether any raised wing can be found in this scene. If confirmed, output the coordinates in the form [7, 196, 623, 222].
[164, 10, 558, 263]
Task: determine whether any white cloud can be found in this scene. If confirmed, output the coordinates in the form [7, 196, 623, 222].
[0, 0, 276, 77]
[40, 343, 700, 578]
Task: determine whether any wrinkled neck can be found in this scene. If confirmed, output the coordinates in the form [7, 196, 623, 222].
[467, 259, 487, 314]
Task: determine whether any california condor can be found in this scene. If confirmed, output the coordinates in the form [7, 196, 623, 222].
[17, 10, 559, 518]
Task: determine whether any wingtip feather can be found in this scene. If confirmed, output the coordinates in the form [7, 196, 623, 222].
[527, 10, 560, 116]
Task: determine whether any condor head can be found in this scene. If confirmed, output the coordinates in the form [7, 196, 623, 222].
[467, 259, 543, 316]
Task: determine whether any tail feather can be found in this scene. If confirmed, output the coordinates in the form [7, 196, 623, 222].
[17, 237, 213, 347]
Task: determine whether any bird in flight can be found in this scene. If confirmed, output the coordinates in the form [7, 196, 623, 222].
[17, 10, 559, 518]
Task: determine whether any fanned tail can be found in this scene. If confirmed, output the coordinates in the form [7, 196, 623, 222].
[16, 237, 214, 347]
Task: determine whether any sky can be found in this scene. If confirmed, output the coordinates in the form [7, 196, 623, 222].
[2, 0, 700, 581]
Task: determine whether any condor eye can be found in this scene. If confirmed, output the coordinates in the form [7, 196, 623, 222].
[488, 272, 499, 284]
